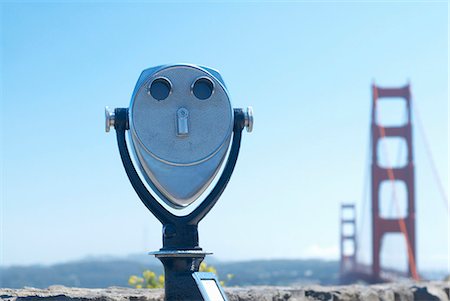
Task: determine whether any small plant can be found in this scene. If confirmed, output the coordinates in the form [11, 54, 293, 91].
[128, 270, 164, 289]
[128, 262, 233, 288]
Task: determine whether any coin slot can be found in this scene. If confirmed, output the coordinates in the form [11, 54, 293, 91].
[176, 108, 189, 136]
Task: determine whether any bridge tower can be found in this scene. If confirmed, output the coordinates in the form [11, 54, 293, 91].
[340, 203, 357, 276]
[371, 84, 417, 281]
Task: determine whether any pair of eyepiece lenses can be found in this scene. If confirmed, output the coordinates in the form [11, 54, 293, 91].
[149, 77, 214, 101]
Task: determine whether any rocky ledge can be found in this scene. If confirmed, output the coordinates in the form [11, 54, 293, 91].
[1, 282, 449, 301]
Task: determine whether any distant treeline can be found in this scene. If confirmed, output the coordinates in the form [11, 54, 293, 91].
[2, 258, 447, 289]
[0, 259, 339, 288]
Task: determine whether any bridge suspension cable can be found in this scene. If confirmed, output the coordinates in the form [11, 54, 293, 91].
[412, 102, 449, 215]
[356, 123, 371, 265]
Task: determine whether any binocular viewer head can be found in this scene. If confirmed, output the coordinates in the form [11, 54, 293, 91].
[106, 64, 253, 211]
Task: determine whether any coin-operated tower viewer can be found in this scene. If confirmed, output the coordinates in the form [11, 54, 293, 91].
[105, 64, 253, 301]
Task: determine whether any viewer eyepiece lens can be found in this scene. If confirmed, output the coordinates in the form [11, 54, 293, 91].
[149, 78, 171, 101]
[192, 77, 214, 100]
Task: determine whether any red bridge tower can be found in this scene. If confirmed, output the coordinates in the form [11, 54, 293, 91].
[371, 84, 417, 280]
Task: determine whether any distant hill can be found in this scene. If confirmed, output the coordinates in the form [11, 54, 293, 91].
[214, 259, 339, 286]
[0, 257, 446, 289]
[0, 260, 163, 288]
[0, 257, 338, 288]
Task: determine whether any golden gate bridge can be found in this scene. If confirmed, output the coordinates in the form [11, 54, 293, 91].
[339, 83, 448, 284]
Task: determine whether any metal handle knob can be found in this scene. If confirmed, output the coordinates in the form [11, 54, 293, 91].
[244, 106, 253, 133]
[105, 107, 115, 133]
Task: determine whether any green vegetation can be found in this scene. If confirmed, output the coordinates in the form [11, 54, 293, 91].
[128, 262, 234, 288]
[129, 270, 164, 289]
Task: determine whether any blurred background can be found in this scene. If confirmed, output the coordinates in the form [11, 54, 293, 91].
[1, 1, 448, 288]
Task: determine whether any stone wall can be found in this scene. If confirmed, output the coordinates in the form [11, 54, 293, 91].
[1, 282, 449, 301]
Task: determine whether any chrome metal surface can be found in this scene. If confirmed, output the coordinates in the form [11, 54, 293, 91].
[105, 106, 115, 133]
[128, 64, 234, 208]
[244, 106, 254, 133]
[149, 250, 213, 258]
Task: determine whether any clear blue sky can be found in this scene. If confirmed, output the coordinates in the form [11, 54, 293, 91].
[1, 1, 448, 273]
